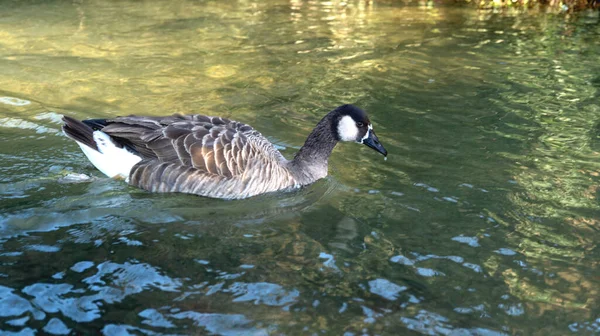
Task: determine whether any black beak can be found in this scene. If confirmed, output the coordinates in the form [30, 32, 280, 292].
[362, 129, 387, 157]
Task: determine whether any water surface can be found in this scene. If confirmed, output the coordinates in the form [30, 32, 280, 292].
[1, 0, 599, 334]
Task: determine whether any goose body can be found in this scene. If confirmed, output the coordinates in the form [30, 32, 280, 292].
[62, 104, 387, 200]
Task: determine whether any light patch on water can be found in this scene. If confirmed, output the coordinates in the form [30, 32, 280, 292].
[52, 272, 65, 279]
[83, 261, 181, 297]
[451, 235, 480, 247]
[400, 310, 452, 335]
[19, 261, 181, 323]
[25, 244, 61, 252]
[361, 305, 382, 324]
[513, 260, 544, 276]
[205, 65, 237, 78]
[227, 282, 299, 306]
[138, 308, 175, 328]
[454, 304, 486, 315]
[239, 264, 255, 269]
[400, 310, 508, 336]
[319, 252, 340, 272]
[442, 196, 458, 203]
[498, 303, 525, 316]
[495, 248, 517, 256]
[400, 204, 421, 212]
[0, 117, 59, 134]
[217, 272, 245, 280]
[408, 295, 421, 304]
[116, 236, 143, 246]
[43, 317, 71, 335]
[462, 263, 483, 273]
[34, 112, 64, 124]
[102, 324, 167, 335]
[22, 283, 101, 322]
[6, 316, 30, 326]
[2, 328, 36, 335]
[568, 318, 600, 333]
[206, 282, 225, 296]
[0, 96, 30, 106]
[70, 261, 94, 273]
[170, 311, 268, 336]
[411, 253, 464, 264]
[416, 268, 445, 277]
[57, 173, 93, 184]
[0, 251, 23, 257]
[392, 253, 470, 278]
[174, 290, 203, 302]
[368, 279, 407, 301]
[414, 182, 439, 192]
[390, 255, 415, 266]
[446, 255, 465, 263]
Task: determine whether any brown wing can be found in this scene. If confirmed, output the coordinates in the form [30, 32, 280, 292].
[99, 114, 278, 179]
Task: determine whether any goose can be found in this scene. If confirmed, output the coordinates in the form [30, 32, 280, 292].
[61, 104, 387, 200]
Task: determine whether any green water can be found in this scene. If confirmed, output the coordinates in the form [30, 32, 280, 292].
[1, 0, 599, 334]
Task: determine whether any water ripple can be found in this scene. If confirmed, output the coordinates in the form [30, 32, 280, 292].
[400, 310, 508, 336]
[170, 312, 267, 336]
[42, 318, 70, 335]
[227, 282, 299, 306]
[368, 279, 407, 301]
[0, 97, 30, 106]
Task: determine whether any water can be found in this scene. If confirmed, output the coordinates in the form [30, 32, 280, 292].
[1, 0, 599, 334]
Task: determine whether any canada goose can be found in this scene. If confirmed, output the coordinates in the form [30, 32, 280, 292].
[62, 104, 387, 199]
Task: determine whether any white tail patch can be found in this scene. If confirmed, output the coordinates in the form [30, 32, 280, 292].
[75, 131, 141, 181]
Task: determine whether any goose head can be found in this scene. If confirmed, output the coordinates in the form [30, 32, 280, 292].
[334, 104, 387, 157]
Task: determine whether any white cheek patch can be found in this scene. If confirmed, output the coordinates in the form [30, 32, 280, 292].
[337, 115, 359, 142]
[359, 124, 373, 143]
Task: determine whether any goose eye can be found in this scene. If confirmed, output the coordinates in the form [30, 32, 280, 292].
[356, 122, 364, 128]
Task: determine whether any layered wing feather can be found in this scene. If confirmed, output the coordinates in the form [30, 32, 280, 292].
[98, 114, 294, 199]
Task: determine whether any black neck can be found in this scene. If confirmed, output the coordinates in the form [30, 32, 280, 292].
[290, 111, 339, 183]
